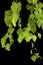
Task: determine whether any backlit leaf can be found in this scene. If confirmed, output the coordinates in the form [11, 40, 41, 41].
[25, 33, 33, 42]
[31, 55, 37, 62]
[30, 50, 33, 55]
[9, 38, 14, 45]
[1, 38, 6, 48]
[29, 13, 34, 20]
[38, 33, 41, 39]
[7, 27, 14, 34]
[11, 2, 18, 12]
[36, 19, 43, 28]
[32, 35, 37, 42]
[5, 10, 12, 17]
[12, 13, 19, 27]
[38, 2, 43, 8]
[27, 0, 37, 4]
[1, 33, 9, 48]
[38, 8, 42, 14]
[5, 43, 10, 51]
[34, 10, 42, 20]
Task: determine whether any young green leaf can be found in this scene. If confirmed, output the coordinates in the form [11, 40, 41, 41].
[23, 27, 31, 38]
[34, 10, 42, 20]
[32, 0, 37, 4]
[27, 0, 37, 4]
[1, 33, 9, 48]
[38, 33, 41, 39]
[29, 13, 34, 20]
[31, 55, 37, 62]
[32, 35, 37, 42]
[17, 32, 24, 43]
[38, 2, 43, 8]
[41, 20, 43, 30]
[17, 28, 23, 35]
[25, 33, 33, 42]
[1, 38, 6, 48]
[38, 8, 42, 14]
[42, 25, 43, 30]
[25, 35, 31, 42]
[12, 13, 19, 27]
[7, 27, 14, 34]
[5, 43, 10, 51]
[11, 2, 18, 13]
[9, 38, 14, 45]
[30, 50, 33, 55]
[35, 53, 41, 59]
[5, 10, 12, 17]
[17, 2, 22, 13]
[31, 24, 36, 33]
[4, 16, 12, 27]
[36, 19, 43, 28]
[11, 1, 21, 13]
[17, 37, 23, 43]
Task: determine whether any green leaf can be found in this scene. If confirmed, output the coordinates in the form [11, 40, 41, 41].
[35, 53, 41, 59]
[4, 10, 12, 27]
[31, 24, 36, 33]
[12, 18, 16, 27]
[12, 13, 19, 27]
[17, 38, 23, 43]
[5, 43, 10, 51]
[17, 2, 22, 13]
[31, 53, 41, 62]
[28, 19, 36, 33]
[17, 33, 24, 43]
[36, 19, 42, 28]
[32, 0, 37, 4]
[32, 35, 37, 42]
[30, 50, 33, 55]
[29, 13, 34, 20]
[23, 31, 28, 38]
[18, 18, 23, 27]
[4, 16, 12, 27]
[1, 38, 6, 48]
[38, 33, 41, 39]
[17, 28, 24, 43]
[3, 33, 9, 39]
[13, 13, 19, 22]
[27, 0, 32, 4]
[11, 2, 18, 12]
[8, 34, 13, 38]
[8, 34, 14, 45]
[34, 10, 42, 20]
[5, 10, 12, 17]
[11, 2, 21, 13]
[23, 27, 31, 37]
[38, 2, 43, 8]
[42, 25, 43, 30]
[25, 35, 31, 42]
[41, 20, 43, 29]
[36, 19, 43, 28]
[31, 55, 37, 62]
[25, 33, 33, 42]
[41, 13, 43, 20]
[28, 19, 33, 28]
[27, 0, 37, 4]
[9, 38, 14, 45]
[26, 5, 35, 12]
[17, 28, 23, 35]
[1, 33, 9, 48]
[38, 8, 42, 14]
[7, 27, 14, 34]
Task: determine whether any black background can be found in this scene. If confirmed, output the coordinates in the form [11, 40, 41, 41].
[0, 0, 43, 64]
